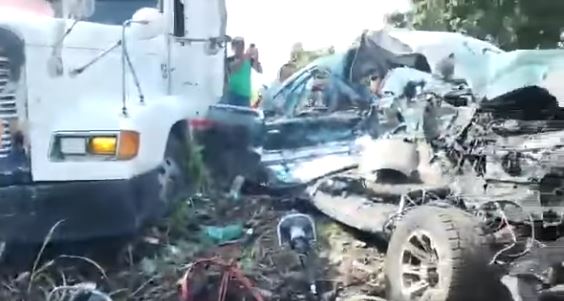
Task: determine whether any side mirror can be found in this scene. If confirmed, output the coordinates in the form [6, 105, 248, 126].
[129, 7, 165, 40]
[205, 38, 222, 55]
[67, 0, 96, 19]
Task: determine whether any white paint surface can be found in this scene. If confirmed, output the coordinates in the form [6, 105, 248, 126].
[0, 0, 227, 181]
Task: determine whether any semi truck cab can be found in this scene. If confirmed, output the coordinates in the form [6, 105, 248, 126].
[0, 0, 227, 245]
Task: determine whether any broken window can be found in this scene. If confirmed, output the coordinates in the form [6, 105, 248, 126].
[293, 67, 371, 116]
[294, 69, 331, 115]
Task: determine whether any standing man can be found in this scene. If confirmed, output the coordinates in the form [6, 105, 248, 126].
[225, 37, 262, 107]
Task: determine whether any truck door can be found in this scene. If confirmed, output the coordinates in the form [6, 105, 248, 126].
[166, 0, 226, 115]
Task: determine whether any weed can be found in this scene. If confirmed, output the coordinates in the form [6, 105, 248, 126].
[185, 140, 210, 193]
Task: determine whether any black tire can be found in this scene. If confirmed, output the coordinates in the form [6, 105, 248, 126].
[158, 135, 190, 212]
[384, 206, 496, 301]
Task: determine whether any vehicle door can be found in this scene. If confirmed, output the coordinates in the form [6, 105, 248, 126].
[260, 65, 379, 185]
[263, 66, 377, 151]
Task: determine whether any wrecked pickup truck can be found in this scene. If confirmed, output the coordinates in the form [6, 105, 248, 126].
[198, 29, 564, 301]
[306, 35, 564, 300]
[196, 30, 433, 189]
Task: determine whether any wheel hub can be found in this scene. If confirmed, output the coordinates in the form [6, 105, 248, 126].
[399, 230, 441, 299]
[158, 157, 181, 202]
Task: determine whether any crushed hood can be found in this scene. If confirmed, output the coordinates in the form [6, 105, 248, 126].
[344, 29, 564, 104]
[479, 49, 564, 101]
[383, 30, 564, 101]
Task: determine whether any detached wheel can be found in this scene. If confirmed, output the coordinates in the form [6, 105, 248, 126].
[158, 136, 189, 210]
[385, 206, 493, 301]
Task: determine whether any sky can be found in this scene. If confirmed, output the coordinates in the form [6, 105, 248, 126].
[226, 0, 413, 83]
[0, 0, 54, 16]
[0, 0, 413, 85]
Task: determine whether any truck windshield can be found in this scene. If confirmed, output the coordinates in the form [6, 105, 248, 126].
[88, 0, 159, 25]
[0, 0, 158, 23]
[0, 0, 54, 16]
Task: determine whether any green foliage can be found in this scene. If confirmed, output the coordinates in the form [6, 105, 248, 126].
[166, 197, 194, 238]
[186, 140, 208, 192]
[290, 43, 336, 70]
[388, 0, 564, 50]
[386, 11, 413, 29]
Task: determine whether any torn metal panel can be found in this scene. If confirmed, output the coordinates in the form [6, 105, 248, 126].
[327, 30, 564, 109]
[431, 86, 564, 222]
[355, 29, 414, 55]
[542, 69, 564, 104]
[263, 111, 364, 150]
[381, 67, 431, 93]
[344, 31, 431, 83]
[309, 190, 398, 234]
[358, 138, 418, 180]
[306, 82, 564, 235]
[261, 140, 358, 186]
[381, 30, 564, 102]
[480, 50, 564, 100]
[500, 238, 564, 300]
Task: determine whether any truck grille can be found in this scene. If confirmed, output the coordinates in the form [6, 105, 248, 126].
[0, 55, 16, 158]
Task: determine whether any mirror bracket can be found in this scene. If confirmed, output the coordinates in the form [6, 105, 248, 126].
[128, 7, 165, 41]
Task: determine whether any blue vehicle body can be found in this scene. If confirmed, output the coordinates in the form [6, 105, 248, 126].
[199, 53, 380, 187]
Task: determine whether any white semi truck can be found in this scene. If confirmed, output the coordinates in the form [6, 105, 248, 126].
[0, 0, 227, 246]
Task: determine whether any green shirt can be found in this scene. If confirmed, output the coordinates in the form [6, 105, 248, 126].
[228, 59, 252, 97]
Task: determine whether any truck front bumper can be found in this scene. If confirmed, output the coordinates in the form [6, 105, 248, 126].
[0, 165, 161, 244]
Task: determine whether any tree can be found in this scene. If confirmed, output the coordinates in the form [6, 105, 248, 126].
[289, 43, 335, 70]
[390, 0, 564, 50]
[386, 11, 413, 29]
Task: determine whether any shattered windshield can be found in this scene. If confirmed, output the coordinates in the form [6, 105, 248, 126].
[0, 0, 54, 16]
[0, 0, 158, 24]
[263, 54, 368, 116]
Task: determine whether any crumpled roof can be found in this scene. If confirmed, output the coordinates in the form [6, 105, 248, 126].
[344, 30, 432, 83]
[383, 30, 564, 101]
[356, 29, 414, 54]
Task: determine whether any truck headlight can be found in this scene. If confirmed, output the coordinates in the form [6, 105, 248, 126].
[89, 136, 117, 155]
[53, 130, 139, 161]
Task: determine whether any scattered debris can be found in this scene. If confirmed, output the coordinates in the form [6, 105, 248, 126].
[228, 175, 246, 201]
[204, 224, 245, 244]
[178, 257, 264, 301]
[0, 192, 387, 301]
[434, 53, 455, 80]
[47, 282, 111, 301]
[277, 213, 318, 296]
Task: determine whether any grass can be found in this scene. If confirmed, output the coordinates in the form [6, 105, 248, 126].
[185, 139, 211, 194]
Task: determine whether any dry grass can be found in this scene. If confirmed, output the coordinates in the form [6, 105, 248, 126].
[0, 194, 387, 301]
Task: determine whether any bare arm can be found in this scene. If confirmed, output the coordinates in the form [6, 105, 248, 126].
[251, 59, 263, 73]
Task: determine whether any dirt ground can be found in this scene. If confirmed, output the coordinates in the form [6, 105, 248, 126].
[0, 193, 388, 301]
